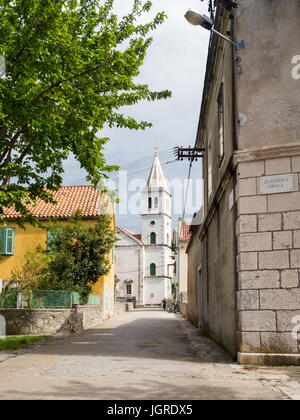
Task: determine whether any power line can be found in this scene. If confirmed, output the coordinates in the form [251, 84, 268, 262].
[109, 157, 177, 180]
[119, 150, 173, 171]
[115, 262, 170, 276]
[179, 161, 193, 240]
[63, 148, 175, 185]
[117, 147, 173, 168]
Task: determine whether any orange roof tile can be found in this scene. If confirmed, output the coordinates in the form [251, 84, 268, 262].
[2, 185, 107, 220]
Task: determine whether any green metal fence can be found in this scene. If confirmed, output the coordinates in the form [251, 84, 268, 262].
[0, 289, 19, 309]
[0, 290, 102, 309]
[32, 290, 71, 308]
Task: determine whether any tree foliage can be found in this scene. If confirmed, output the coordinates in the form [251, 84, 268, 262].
[10, 245, 51, 290]
[10, 213, 115, 303]
[0, 0, 171, 220]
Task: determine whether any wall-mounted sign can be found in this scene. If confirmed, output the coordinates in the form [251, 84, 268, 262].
[260, 173, 293, 195]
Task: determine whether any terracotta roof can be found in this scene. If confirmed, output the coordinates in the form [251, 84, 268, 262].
[2, 185, 107, 220]
[178, 221, 191, 241]
[117, 226, 143, 245]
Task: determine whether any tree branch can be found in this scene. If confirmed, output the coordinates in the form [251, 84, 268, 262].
[0, 124, 28, 168]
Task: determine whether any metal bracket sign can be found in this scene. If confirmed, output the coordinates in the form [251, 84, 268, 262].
[174, 147, 205, 162]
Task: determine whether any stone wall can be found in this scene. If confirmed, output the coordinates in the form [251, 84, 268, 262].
[179, 303, 188, 318]
[0, 302, 133, 336]
[236, 155, 300, 363]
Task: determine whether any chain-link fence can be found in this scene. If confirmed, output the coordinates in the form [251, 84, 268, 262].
[0, 290, 102, 309]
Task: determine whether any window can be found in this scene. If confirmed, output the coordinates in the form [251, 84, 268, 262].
[151, 221, 155, 225]
[207, 139, 212, 198]
[218, 83, 225, 161]
[46, 231, 57, 252]
[148, 197, 152, 209]
[150, 263, 156, 276]
[154, 197, 158, 208]
[150, 232, 156, 245]
[0, 228, 15, 256]
[126, 284, 132, 295]
[111, 246, 114, 264]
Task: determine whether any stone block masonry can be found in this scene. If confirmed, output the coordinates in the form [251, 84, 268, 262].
[236, 155, 300, 365]
[0, 302, 133, 336]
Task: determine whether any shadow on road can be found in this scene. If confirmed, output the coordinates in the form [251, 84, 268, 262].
[23, 308, 233, 366]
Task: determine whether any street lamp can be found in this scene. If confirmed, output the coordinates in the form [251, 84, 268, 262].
[185, 10, 245, 51]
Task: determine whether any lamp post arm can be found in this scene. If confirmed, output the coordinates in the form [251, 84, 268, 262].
[211, 28, 244, 50]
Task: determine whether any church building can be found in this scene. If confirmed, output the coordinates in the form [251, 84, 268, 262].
[115, 149, 173, 305]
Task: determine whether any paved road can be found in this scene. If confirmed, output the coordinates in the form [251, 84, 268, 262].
[0, 309, 297, 400]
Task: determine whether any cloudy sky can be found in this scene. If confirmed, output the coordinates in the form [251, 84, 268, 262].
[63, 0, 210, 232]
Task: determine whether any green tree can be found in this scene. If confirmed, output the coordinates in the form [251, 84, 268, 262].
[10, 245, 51, 290]
[42, 213, 115, 303]
[0, 0, 171, 221]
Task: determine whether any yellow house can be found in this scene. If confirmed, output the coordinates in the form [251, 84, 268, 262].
[0, 185, 115, 316]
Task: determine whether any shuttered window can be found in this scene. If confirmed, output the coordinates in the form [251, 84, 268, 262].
[218, 83, 225, 162]
[46, 231, 57, 252]
[0, 228, 15, 256]
[111, 246, 114, 264]
[150, 232, 156, 245]
[150, 263, 156, 276]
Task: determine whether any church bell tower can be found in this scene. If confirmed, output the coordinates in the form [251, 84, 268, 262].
[141, 148, 173, 305]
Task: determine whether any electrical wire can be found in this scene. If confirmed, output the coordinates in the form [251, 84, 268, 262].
[119, 149, 174, 170]
[63, 148, 175, 185]
[109, 157, 177, 180]
[114, 262, 170, 276]
[179, 161, 193, 240]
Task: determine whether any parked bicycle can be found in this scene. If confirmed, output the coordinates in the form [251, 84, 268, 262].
[167, 302, 180, 313]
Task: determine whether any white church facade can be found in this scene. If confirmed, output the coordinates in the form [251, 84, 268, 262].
[115, 150, 173, 305]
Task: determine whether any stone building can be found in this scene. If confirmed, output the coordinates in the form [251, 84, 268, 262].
[172, 219, 191, 307]
[115, 149, 173, 305]
[0, 185, 116, 318]
[186, 0, 300, 365]
[115, 227, 144, 304]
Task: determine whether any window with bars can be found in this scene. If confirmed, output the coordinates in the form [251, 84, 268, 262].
[126, 284, 132, 295]
[0, 228, 15, 256]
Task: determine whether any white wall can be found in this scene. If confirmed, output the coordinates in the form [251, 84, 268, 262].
[115, 230, 144, 304]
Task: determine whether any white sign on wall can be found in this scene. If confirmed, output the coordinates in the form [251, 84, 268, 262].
[260, 173, 294, 195]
